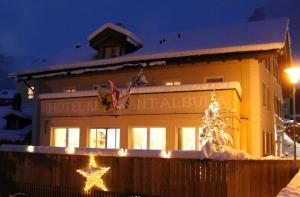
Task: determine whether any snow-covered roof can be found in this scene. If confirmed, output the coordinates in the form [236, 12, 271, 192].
[88, 23, 143, 47]
[3, 109, 32, 120]
[16, 18, 289, 78]
[0, 125, 31, 142]
[0, 118, 6, 129]
[0, 106, 12, 116]
[39, 81, 242, 100]
[0, 105, 32, 120]
[0, 89, 15, 99]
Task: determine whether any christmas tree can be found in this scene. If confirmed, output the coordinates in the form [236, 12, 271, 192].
[200, 92, 233, 151]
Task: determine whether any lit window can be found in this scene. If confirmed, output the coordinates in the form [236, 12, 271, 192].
[132, 127, 166, 150]
[28, 87, 34, 99]
[68, 128, 80, 148]
[65, 88, 76, 93]
[89, 128, 120, 149]
[51, 127, 80, 148]
[132, 128, 147, 149]
[178, 128, 196, 150]
[178, 128, 203, 150]
[150, 128, 166, 150]
[164, 81, 181, 86]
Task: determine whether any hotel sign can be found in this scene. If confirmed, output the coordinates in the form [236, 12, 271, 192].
[41, 90, 238, 117]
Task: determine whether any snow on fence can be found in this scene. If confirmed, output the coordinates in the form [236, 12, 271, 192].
[0, 150, 299, 197]
[0, 144, 254, 160]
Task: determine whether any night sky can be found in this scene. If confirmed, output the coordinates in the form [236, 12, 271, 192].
[0, 0, 299, 88]
[0, 0, 267, 56]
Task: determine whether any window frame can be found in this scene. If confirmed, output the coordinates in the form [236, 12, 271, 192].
[178, 127, 203, 150]
[89, 128, 120, 149]
[131, 127, 166, 150]
[51, 127, 80, 148]
[27, 87, 34, 100]
[64, 87, 77, 93]
[164, 80, 182, 86]
[263, 130, 274, 156]
[262, 82, 270, 109]
[204, 76, 224, 83]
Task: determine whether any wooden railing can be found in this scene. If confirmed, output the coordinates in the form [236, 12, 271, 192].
[0, 151, 299, 197]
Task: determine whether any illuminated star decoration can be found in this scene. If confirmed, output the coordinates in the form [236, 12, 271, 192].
[76, 155, 110, 192]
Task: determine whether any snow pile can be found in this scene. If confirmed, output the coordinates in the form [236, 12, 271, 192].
[0, 125, 32, 142]
[277, 169, 300, 197]
[210, 146, 256, 160]
[172, 140, 255, 160]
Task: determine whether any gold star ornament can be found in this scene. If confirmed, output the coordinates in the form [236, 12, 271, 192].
[77, 155, 110, 192]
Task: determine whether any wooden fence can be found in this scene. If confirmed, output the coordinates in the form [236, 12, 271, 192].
[0, 151, 299, 197]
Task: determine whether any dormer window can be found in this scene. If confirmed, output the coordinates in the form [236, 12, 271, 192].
[104, 46, 121, 59]
[88, 23, 143, 59]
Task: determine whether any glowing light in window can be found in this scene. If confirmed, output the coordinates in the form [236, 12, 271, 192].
[132, 128, 147, 149]
[68, 128, 80, 148]
[52, 128, 80, 148]
[89, 128, 120, 149]
[150, 128, 166, 150]
[178, 128, 196, 150]
[52, 128, 67, 147]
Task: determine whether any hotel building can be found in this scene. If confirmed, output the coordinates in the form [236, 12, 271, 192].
[13, 18, 292, 157]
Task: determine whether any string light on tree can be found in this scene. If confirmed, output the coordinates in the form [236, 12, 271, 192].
[200, 92, 233, 151]
[77, 155, 110, 192]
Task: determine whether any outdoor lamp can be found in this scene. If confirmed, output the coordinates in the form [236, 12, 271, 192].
[285, 67, 300, 84]
[284, 66, 300, 172]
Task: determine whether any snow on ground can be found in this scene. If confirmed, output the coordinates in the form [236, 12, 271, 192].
[0, 105, 32, 142]
[277, 169, 300, 197]
[283, 133, 300, 158]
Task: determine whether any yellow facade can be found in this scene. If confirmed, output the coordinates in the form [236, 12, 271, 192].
[29, 58, 284, 157]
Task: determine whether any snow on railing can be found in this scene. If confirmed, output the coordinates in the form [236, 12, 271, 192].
[0, 144, 255, 160]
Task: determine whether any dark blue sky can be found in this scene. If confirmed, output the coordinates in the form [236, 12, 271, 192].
[0, 0, 268, 58]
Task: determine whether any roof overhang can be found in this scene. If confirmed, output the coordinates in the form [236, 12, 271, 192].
[13, 47, 283, 81]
